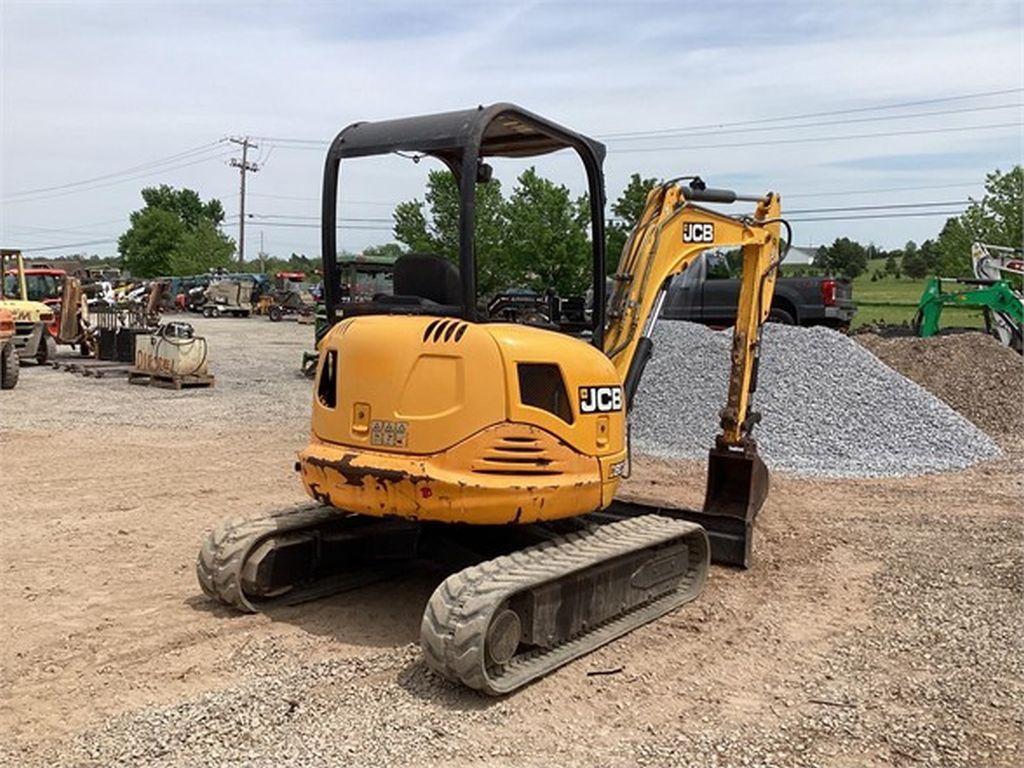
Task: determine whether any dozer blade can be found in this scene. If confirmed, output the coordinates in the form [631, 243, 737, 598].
[702, 444, 769, 567]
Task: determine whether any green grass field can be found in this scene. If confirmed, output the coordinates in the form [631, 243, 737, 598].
[849, 259, 986, 330]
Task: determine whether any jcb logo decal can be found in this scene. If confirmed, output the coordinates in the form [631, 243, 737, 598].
[682, 222, 714, 243]
[579, 385, 623, 414]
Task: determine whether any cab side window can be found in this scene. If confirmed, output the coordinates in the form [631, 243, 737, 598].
[705, 253, 732, 280]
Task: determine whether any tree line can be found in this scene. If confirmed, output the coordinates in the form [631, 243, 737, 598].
[809, 166, 1021, 280]
[118, 165, 1021, 288]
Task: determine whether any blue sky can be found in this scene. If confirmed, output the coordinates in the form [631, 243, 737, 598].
[1, 0, 1021, 260]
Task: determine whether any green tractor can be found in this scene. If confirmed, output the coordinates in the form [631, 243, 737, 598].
[914, 243, 1023, 354]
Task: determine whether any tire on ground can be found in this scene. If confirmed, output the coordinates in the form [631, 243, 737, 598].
[767, 306, 796, 325]
[36, 333, 56, 365]
[1, 342, 19, 389]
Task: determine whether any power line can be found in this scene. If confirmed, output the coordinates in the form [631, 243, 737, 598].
[601, 102, 1023, 142]
[248, 213, 391, 223]
[784, 182, 983, 199]
[787, 209, 965, 223]
[3, 219, 128, 238]
[248, 191, 395, 206]
[1, 140, 228, 200]
[598, 87, 1024, 138]
[786, 200, 970, 214]
[2, 150, 236, 205]
[249, 221, 392, 231]
[21, 238, 120, 253]
[260, 121, 1017, 155]
[254, 88, 1024, 147]
[610, 122, 1019, 154]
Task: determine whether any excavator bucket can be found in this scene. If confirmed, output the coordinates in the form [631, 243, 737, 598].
[702, 445, 769, 568]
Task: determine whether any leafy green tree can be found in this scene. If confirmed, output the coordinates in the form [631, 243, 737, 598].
[883, 251, 900, 277]
[169, 220, 235, 275]
[362, 243, 405, 260]
[900, 241, 928, 279]
[918, 239, 942, 274]
[119, 185, 234, 277]
[606, 173, 658, 271]
[504, 167, 592, 295]
[814, 237, 869, 279]
[393, 169, 508, 295]
[139, 185, 226, 229]
[118, 208, 183, 277]
[937, 166, 1023, 275]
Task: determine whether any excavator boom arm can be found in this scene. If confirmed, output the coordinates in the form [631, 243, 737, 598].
[605, 182, 784, 448]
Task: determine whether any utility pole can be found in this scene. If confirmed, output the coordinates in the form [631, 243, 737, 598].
[258, 230, 268, 274]
[229, 137, 259, 266]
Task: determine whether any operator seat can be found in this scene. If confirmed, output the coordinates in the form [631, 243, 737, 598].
[391, 252, 461, 306]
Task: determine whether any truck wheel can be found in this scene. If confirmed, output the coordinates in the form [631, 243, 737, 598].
[202, 306, 212, 318]
[1, 342, 19, 389]
[268, 306, 283, 322]
[36, 334, 57, 365]
[210, 306, 221, 319]
[767, 307, 795, 325]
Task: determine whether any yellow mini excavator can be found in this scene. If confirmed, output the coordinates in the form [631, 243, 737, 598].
[198, 104, 787, 694]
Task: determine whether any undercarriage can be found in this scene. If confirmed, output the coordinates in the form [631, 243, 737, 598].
[197, 506, 708, 694]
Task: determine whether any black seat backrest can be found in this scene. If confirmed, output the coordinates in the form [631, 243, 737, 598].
[393, 252, 461, 306]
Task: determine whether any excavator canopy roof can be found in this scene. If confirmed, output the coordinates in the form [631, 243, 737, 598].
[327, 103, 607, 164]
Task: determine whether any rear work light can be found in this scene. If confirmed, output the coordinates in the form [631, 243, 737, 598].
[820, 279, 837, 307]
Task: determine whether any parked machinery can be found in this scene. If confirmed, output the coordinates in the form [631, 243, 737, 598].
[202, 277, 254, 318]
[0, 249, 57, 365]
[199, 104, 788, 694]
[915, 242, 1024, 353]
[266, 271, 316, 322]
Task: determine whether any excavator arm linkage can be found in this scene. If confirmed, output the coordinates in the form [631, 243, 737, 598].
[602, 181, 785, 567]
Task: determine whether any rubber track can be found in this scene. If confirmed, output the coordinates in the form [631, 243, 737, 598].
[196, 503, 342, 612]
[419, 515, 709, 695]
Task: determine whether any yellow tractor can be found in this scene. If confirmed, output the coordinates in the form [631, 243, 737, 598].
[198, 104, 787, 694]
[0, 249, 58, 365]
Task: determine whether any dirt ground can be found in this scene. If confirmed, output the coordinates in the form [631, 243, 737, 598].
[1, 319, 1021, 767]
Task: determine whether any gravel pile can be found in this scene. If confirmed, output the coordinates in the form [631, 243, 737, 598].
[632, 322, 1001, 477]
[857, 331, 1024, 447]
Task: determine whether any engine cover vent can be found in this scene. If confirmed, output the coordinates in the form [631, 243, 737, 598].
[517, 363, 573, 424]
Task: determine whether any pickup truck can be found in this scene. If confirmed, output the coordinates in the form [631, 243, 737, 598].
[661, 252, 856, 329]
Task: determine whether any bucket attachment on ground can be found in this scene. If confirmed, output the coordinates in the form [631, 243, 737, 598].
[702, 442, 769, 567]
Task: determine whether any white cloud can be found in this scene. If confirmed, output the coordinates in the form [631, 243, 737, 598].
[1, 0, 1021, 256]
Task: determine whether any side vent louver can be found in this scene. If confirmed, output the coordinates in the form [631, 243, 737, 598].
[317, 350, 337, 408]
[423, 319, 470, 344]
[517, 363, 574, 424]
